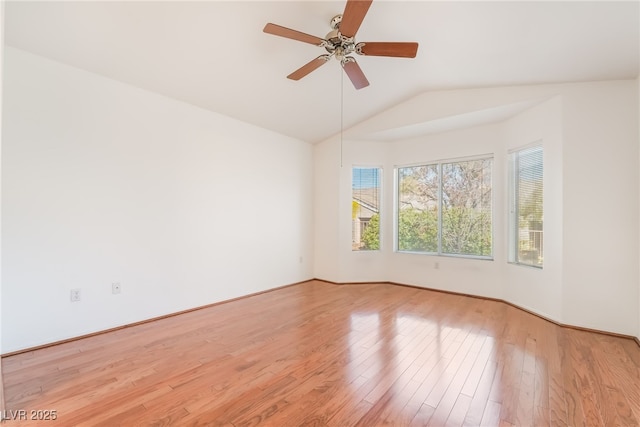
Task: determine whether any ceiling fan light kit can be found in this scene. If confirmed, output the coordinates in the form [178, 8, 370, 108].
[263, 0, 419, 90]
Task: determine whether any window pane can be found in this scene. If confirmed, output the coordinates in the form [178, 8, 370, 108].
[441, 159, 492, 257]
[397, 165, 439, 252]
[396, 157, 493, 258]
[352, 167, 381, 251]
[514, 147, 543, 267]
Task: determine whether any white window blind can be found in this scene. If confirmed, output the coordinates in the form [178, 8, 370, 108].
[510, 146, 543, 267]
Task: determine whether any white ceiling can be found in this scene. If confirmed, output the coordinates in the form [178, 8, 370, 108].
[5, 1, 639, 143]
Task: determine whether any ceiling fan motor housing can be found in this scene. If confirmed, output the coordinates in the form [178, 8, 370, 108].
[325, 15, 356, 59]
[324, 29, 342, 50]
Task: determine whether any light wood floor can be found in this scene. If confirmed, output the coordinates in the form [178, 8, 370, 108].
[3, 280, 640, 426]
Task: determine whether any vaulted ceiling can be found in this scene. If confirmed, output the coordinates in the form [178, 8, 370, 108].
[5, 1, 639, 143]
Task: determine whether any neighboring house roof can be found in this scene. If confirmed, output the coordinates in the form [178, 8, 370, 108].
[354, 203, 377, 220]
[353, 188, 379, 210]
[353, 187, 379, 220]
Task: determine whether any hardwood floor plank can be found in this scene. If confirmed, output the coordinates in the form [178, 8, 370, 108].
[558, 329, 587, 427]
[365, 333, 444, 424]
[445, 394, 472, 426]
[514, 336, 537, 426]
[606, 385, 640, 427]
[498, 342, 524, 425]
[460, 336, 494, 397]
[427, 333, 483, 424]
[462, 359, 498, 426]
[480, 400, 502, 426]
[2, 280, 639, 426]
[329, 400, 373, 427]
[544, 323, 568, 427]
[596, 339, 640, 424]
[409, 403, 436, 426]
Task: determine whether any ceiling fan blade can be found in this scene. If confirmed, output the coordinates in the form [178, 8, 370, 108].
[357, 42, 419, 58]
[263, 23, 325, 46]
[340, 0, 373, 38]
[287, 55, 331, 81]
[342, 58, 369, 90]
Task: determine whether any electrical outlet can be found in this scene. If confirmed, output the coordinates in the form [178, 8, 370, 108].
[70, 289, 81, 302]
[112, 282, 121, 294]
[434, 262, 440, 270]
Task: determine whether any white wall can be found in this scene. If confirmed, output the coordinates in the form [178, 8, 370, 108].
[2, 47, 314, 353]
[0, 0, 5, 408]
[314, 80, 639, 337]
[561, 81, 638, 335]
[313, 137, 341, 282]
[503, 97, 563, 322]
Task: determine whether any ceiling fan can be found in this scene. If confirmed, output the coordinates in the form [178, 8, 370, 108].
[263, 0, 418, 90]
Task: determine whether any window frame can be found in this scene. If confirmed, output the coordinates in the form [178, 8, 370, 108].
[351, 165, 383, 252]
[394, 154, 494, 260]
[508, 143, 543, 269]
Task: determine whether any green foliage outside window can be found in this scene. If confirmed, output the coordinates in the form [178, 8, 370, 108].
[361, 214, 380, 250]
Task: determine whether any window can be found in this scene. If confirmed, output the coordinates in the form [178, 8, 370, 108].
[509, 146, 543, 267]
[397, 157, 492, 258]
[352, 167, 381, 251]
